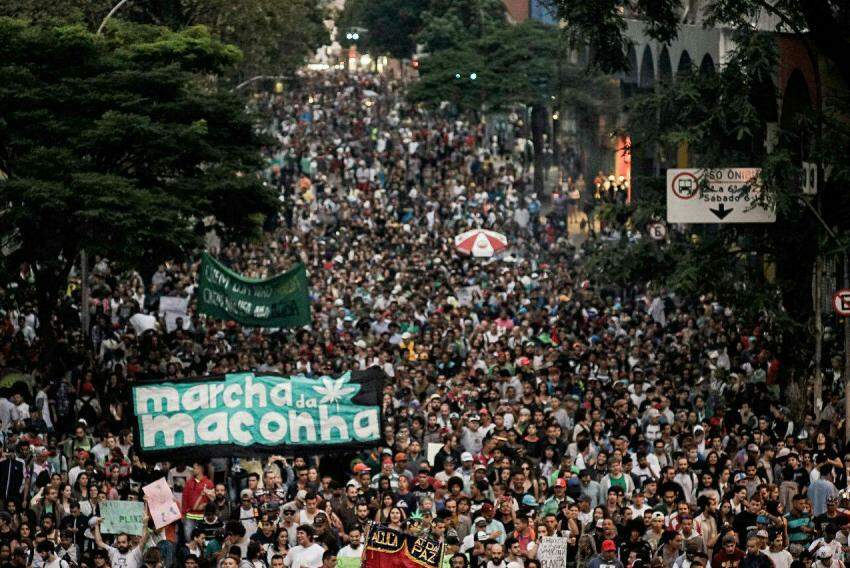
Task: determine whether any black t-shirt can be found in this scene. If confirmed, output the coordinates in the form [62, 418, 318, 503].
[733, 511, 758, 546]
[814, 511, 850, 532]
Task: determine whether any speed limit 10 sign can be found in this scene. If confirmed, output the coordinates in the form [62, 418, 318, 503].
[833, 289, 850, 317]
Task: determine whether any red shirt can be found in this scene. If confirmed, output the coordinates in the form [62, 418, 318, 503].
[181, 475, 213, 515]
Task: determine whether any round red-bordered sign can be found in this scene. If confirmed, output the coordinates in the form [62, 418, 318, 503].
[671, 172, 699, 200]
[833, 289, 850, 317]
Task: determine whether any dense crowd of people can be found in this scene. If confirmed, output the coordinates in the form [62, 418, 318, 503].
[0, 70, 848, 568]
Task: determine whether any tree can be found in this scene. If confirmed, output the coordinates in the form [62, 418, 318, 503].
[0, 0, 329, 79]
[0, 19, 276, 344]
[336, 0, 426, 59]
[416, 0, 506, 53]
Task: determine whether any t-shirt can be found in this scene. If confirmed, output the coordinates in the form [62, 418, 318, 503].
[106, 545, 143, 568]
[764, 549, 793, 568]
[284, 543, 325, 568]
[786, 512, 814, 545]
[337, 545, 364, 559]
[712, 548, 745, 568]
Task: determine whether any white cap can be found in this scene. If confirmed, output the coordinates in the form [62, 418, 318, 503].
[461, 452, 474, 462]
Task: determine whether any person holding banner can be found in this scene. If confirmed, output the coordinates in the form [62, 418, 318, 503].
[93, 507, 150, 568]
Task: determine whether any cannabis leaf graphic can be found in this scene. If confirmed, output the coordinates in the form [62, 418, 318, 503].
[312, 373, 359, 410]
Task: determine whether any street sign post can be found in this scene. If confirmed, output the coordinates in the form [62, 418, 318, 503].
[647, 223, 667, 241]
[833, 289, 850, 318]
[666, 168, 775, 223]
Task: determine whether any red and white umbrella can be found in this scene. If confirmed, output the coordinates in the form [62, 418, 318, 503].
[454, 229, 508, 257]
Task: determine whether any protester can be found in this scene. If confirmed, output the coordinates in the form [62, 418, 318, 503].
[0, 69, 843, 568]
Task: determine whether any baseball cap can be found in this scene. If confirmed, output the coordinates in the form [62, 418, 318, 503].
[474, 517, 487, 525]
[461, 452, 474, 462]
[747, 443, 759, 453]
[240, 489, 253, 499]
[554, 478, 567, 488]
[394, 452, 407, 463]
[651, 512, 665, 521]
[353, 463, 371, 473]
[602, 540, 616, 552]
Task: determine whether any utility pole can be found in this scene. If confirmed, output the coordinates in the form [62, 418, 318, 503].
[814, 256, 823, 417]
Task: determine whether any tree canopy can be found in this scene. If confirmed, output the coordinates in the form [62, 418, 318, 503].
[336, 0, 426, 59]
[0, 0, 329, 78]
[0, 19, 276, 330]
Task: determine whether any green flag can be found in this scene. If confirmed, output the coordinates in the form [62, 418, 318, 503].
[197, 253, 311, 328]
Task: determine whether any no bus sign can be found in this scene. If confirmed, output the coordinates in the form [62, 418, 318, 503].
[666, 168, 776, 223]
[833, 289, 850, 317]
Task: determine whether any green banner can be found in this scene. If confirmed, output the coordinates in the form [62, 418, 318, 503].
[197, 253, 310, 328]
[131, 369, 384, 458]
[101, 500, 145, 536]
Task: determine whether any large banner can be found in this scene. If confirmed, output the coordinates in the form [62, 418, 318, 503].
[131, 368, 384, 459]
[197, 253, 311, 328]
[364, 526, 443, 568]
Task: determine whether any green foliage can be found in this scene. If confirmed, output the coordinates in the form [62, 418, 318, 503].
[336, 0, 426, 59]
[0, 0, 329, 79]
[417, 0, 506, 53]
[410, 19, 560, 111]
[0, 19, 276, 315]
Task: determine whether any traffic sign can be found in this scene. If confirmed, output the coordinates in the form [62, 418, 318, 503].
[834, 289, 850, 317]
[666, 168, 775, 223]
[647, 223, 667, 241]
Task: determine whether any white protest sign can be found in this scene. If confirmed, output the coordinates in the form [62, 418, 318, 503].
[666, 168, 775, 223]
[537, 537, 568, 568]
[158, 296, 190, 332]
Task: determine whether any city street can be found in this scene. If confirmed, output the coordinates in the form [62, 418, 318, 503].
[2, 2, 850, 568]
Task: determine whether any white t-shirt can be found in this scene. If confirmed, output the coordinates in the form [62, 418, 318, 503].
[106, 545, 143, 568]
[284, 543, 325, 568]
[337, 544, 364, 559]
[764, 549, 793, 568]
